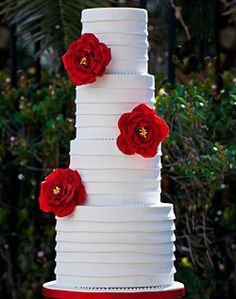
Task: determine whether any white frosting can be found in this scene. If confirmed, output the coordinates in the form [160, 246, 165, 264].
[56, 252, 176, 263]
[77, 180, 161, 194]
[77, 74, 154, 89]
[56, 231, 175, 244]
[75, 74, 154, 139]
[70, 139, 161, 156]
[69, 140, 161, 206]
[56, 242, 176, 255]
[56, 264, 175, 278]
[81, 8, 147, 23]
[82, 22, 147, 35]
[56, 221, 175, 233]
[70, 155, 161, 169]
[81, 8, 148, 74]
[82, 33, 148, 47]
[55, 204, 176, 288]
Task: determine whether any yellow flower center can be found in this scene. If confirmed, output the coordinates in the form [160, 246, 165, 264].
[53, 186, 61, 195]
[139, 127, 148, 138]
[80, 56, 87, 65]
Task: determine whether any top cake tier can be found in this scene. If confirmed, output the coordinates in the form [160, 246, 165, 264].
[81, 8, 148, 74]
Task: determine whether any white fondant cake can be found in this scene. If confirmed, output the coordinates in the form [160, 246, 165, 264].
[53, 7, 179, 292]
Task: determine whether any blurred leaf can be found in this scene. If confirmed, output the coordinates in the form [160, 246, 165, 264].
[1, 0, 106, 68]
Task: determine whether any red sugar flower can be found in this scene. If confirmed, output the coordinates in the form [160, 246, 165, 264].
[62, 33, 111, 86]
[39, 168, 86, 217]
[117, 104, 169, 158]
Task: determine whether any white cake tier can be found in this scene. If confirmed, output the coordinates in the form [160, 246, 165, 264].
[70, 139, 161, 206]
[55, 204, 176, 289]
[75, 74, 155, 139]
[81, 8, 148, 74]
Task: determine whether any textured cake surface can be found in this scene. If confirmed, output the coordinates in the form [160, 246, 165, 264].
[75, 74, 154, 139]
[54, 7, 176, 290]
[70, 139, 161, 206]
[55, 205, 176, 288]
[81, 8, 148, 74]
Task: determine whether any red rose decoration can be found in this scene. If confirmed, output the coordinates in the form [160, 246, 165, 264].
[62, 33, 111, 86]
[39, 168, 86, 217]
[117, 104, 169, 158]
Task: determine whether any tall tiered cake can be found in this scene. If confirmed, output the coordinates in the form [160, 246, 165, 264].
[42, 7, 185, 299]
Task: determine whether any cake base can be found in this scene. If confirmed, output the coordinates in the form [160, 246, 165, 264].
[43, 281, 185, 299]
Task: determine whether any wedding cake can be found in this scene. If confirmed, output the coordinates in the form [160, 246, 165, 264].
[41, 7, 185, 298]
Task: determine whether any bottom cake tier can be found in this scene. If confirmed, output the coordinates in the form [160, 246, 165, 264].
[54, 203, 176, 289]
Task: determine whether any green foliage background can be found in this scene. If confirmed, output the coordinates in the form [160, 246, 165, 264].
[1, 0, 236, 298]
[0, 70, 236, 299]
[156, 73, 236, 298]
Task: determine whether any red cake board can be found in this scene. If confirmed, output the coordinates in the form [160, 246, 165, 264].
[43, 281, 185, 299]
